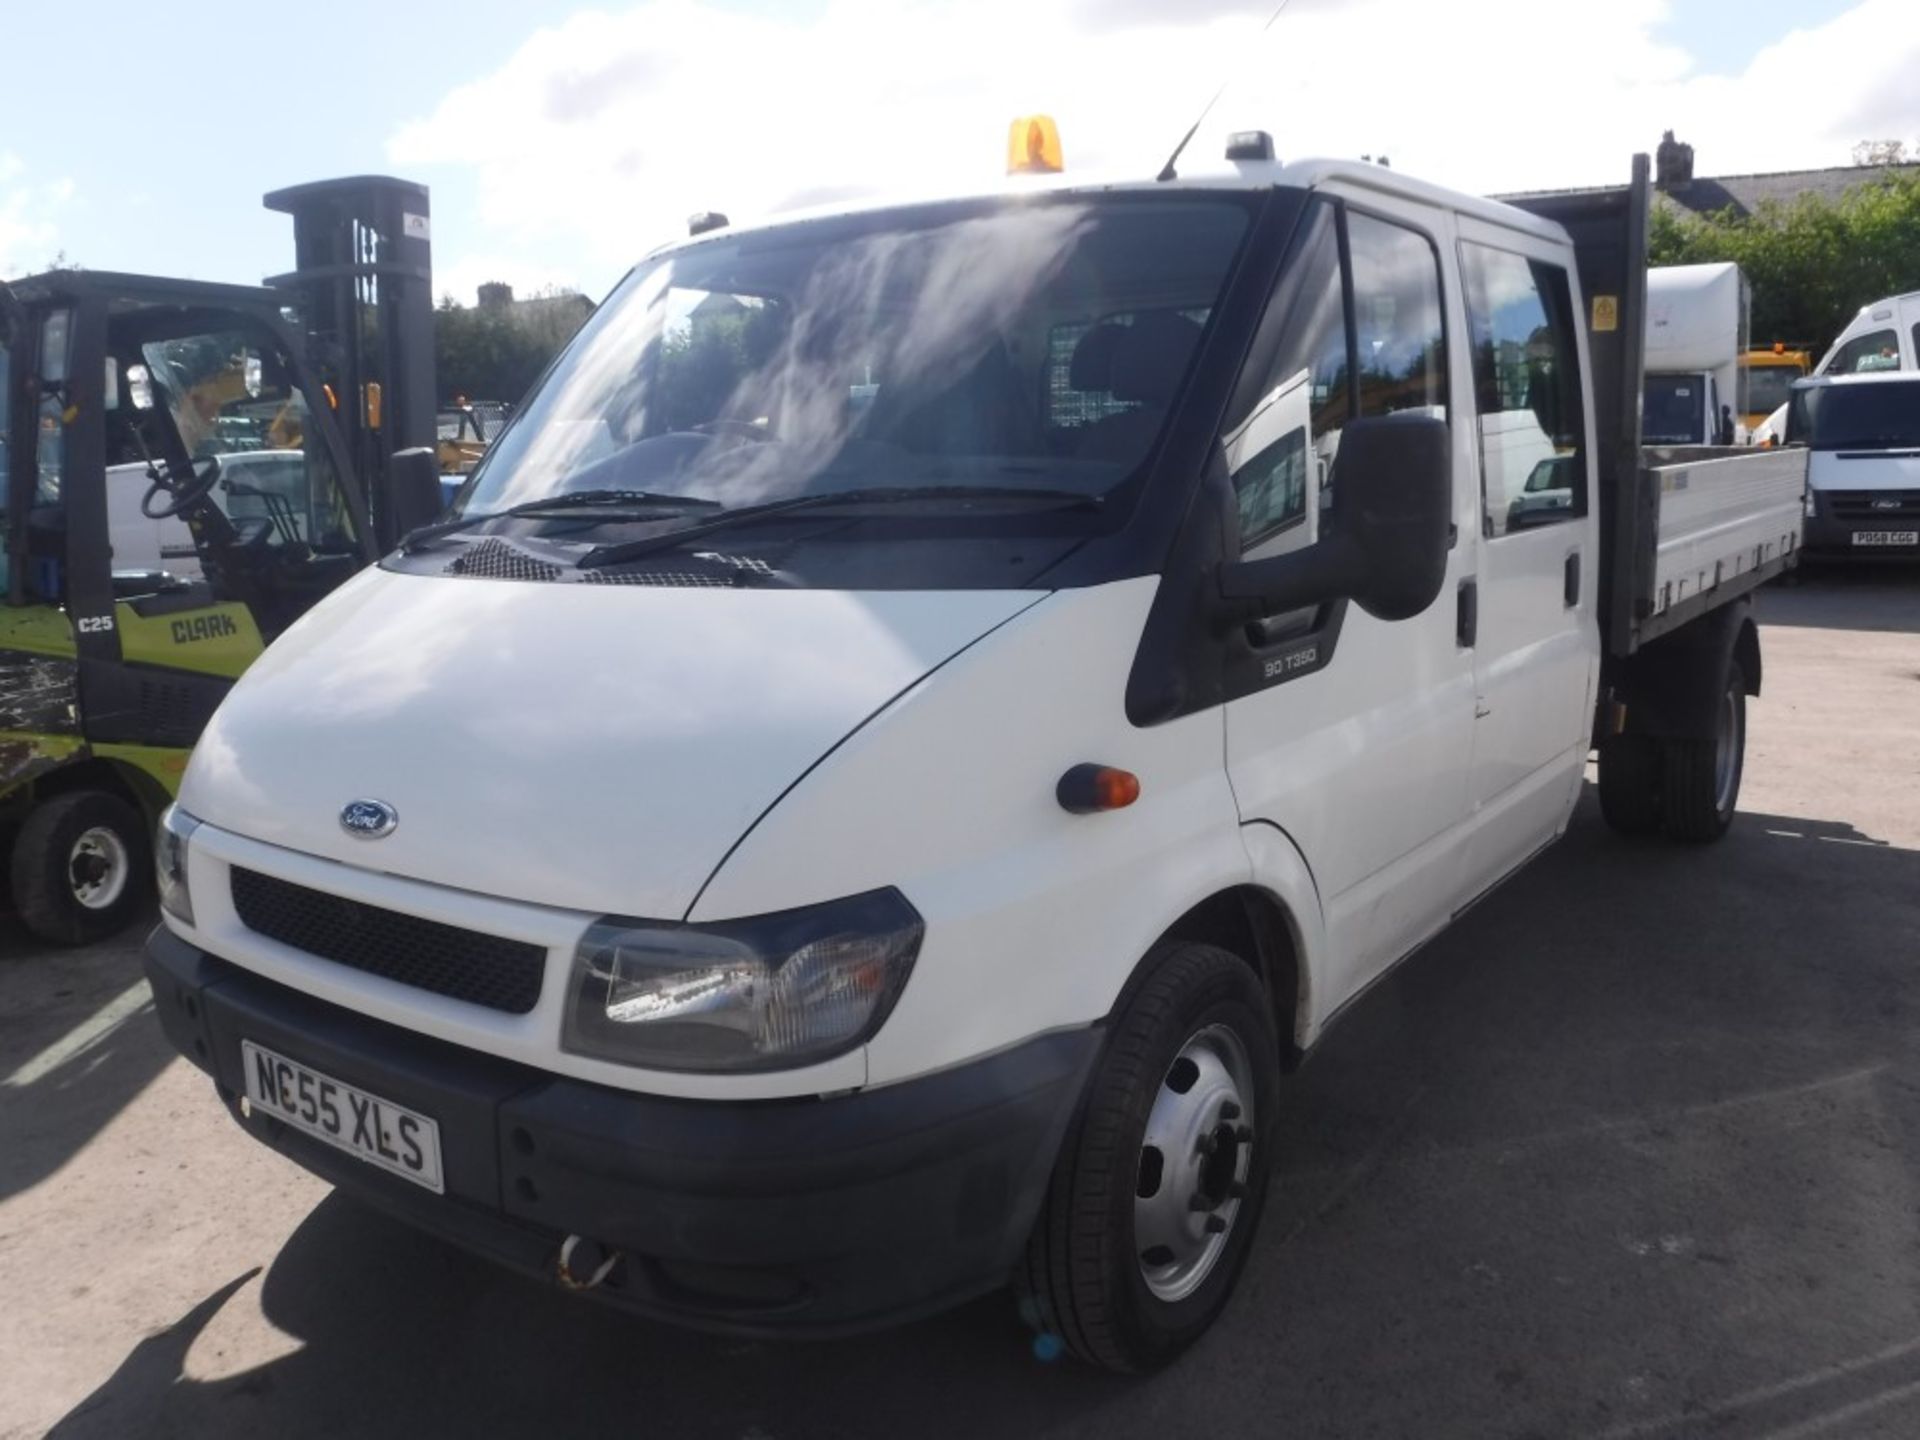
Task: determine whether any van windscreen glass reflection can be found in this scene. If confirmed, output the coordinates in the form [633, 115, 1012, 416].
[454, 198, 1253, 532]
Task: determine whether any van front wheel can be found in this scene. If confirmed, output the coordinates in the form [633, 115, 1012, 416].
[1018, 942, 1279, 1372]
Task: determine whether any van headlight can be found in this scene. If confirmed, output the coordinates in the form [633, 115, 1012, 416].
[155, 804, 202, 925]
[561, 889, 924, 1073]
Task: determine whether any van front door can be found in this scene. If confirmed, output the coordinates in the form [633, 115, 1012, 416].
[1454, 225, 1599, 897]
[1221, 199, 1479, 1010]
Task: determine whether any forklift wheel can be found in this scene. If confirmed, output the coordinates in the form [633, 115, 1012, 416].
[10, 791, 152, 946]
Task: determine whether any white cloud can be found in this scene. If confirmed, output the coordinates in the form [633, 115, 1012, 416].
[392, 0, 1920, 296]
[0, 157, 75, 277]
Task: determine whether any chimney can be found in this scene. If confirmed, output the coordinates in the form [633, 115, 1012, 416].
[477, 281, 514, 310]
[1655, 130, 1695, 188]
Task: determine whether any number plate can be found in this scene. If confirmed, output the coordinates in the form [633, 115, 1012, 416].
[242, 1040, 444, 1193]
[1853, 530, 1918, 546]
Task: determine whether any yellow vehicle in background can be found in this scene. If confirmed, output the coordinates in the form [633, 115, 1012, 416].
[1741, 344, 1812, 438]
[435, 399, 510, 476]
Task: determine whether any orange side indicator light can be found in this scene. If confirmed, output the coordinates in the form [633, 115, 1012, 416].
[1057, 763, 1141, 814]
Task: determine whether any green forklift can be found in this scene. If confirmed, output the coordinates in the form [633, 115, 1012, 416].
[0, 177, 444, 943]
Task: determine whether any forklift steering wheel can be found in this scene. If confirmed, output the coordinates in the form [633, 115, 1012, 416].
[142, 455, 222, 520]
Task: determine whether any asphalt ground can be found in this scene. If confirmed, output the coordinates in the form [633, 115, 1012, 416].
[2, 564, 1917, 1440]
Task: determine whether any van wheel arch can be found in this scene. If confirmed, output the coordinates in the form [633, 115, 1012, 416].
[1139, 887, 1306, 1072]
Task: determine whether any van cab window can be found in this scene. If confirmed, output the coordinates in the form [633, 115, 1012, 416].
[1461, 243, 1587, 536]
[1222, 205, 1446, 561]
[1829, 329, 1901, 374]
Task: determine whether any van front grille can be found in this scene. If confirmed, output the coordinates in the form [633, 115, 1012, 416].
[1827, 491, 1920, 520]
[230, 868, 546, 1015]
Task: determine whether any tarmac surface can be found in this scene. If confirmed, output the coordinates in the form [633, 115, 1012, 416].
[2, 564, 1917, 1439]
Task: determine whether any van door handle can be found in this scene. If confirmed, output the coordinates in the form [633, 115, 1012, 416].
[1456, 578, 1477, 648]
[1564, 551, 1581, 608]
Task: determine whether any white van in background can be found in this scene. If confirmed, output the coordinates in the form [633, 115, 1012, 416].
[1816, 293, 1920, 376]
[1789, 371, 1920, 556]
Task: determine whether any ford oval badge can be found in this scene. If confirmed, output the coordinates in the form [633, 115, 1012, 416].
[340, 799, 398, 839]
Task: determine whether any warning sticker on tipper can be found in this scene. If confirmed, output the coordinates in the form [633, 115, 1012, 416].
[1592, 295, 1619, 332]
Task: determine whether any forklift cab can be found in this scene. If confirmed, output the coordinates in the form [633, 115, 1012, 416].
[8, 272, 376, 630]
[0, 271, 378, 943]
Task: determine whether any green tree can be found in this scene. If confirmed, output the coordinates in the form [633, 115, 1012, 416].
[434, 288, 593, 404]
[1649, 171, 1920, 350]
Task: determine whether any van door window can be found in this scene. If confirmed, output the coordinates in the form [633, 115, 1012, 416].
[1460, 243, 1587, 536]
[1221, 205, 1349, 560]
[1346, 213, 1448, 423]
[1829, 329, 1901, 374]
[1221, 205, 1447, 562]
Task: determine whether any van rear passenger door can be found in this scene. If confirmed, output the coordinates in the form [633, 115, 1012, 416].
[1453, 225, 1599, 896]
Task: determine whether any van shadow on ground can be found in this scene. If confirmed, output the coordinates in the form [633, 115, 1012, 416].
[0, 915, 174, 1205]
[46, 795, 1920, 1439]
[1759, 562, 1920, 633]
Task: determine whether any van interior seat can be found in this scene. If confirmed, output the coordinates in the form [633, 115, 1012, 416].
[867, 341, 1038, 456]
[1075, 312, 1203, 467]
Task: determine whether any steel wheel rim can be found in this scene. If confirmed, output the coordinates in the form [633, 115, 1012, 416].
[69, 826, 130, 911]
[1134, 1023, 1255, 1303]
[1713, 685, 1741, 815]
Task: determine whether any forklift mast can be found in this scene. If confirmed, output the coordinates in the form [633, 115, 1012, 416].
[263, 177, 435, 551]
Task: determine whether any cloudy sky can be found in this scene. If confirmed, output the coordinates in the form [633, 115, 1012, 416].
[4, 0, 1915, 305]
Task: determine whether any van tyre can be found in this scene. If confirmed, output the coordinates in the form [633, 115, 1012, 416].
[1659, 661, 1746, 844]
[10, 790, 151, 946]
[1597, 735, 1663, 836]
[1018, 942, 1279, 1373]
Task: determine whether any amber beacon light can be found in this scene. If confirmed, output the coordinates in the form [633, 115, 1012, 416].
[1007, 115, 1065, 175]
[1056, 763, 1141, 814]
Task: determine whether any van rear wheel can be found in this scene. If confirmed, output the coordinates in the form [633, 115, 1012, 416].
[10, 790, 152, 946]
[1660, 661, 1746, 843]
[1018, 942, 1279, 1372]
[1597, 735, 1663, 836]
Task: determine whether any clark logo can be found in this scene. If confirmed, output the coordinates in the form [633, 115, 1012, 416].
[171, 614, 239, 645]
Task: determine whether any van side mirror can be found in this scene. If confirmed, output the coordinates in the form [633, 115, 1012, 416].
[385, 446, 446, 543]
[1214, 413, 1452, 624]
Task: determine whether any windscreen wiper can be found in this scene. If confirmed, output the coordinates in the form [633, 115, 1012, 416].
[575, 485, 1104, 570]
[401, 489, 722, 553]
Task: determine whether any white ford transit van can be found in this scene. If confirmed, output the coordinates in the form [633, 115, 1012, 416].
[1816, 292, 1920, 376]
[1790, 371, 1920, 556]
[144, 146, 1803, 1371]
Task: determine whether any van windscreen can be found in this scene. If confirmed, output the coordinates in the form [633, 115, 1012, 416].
[455, 196, 1255, 524]
[1788, 381, 1920, 450]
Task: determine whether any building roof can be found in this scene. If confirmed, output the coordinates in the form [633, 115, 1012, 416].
[1658, 162, 1920, 220]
